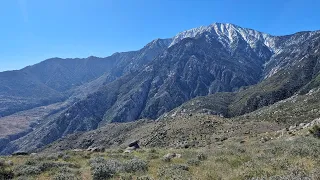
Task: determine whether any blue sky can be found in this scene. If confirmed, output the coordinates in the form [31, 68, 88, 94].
[1, 0, 320, 72]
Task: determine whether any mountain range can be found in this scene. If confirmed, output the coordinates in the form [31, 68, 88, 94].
[0, 23, 320, 155]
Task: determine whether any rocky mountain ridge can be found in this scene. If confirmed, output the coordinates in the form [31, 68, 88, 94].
[1, 23, 320, 155]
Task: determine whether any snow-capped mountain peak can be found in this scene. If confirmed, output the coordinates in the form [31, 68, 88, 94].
[169, 23, 278, 53]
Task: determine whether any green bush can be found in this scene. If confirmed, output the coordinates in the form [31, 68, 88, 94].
[157, 164, 190, 180]
[89, 157, 107, 164]
[0, 161, 14, 180]
[119, 174, 133, 180]
[53, 173, 79, 180]
[14, 165, 41, 176]
[137, 175, 154, 180]
[196, 152, 207, 161]
[62, 154, 71, 161]
[91, 163, 115, 180]
[24, 159, 37, 166]
[146, 153, 159, 160]
[124, 158, 148, 173]
[149, 149, 157, 154]
[187, 159, 201, 166]
[161, 156, 171, 162]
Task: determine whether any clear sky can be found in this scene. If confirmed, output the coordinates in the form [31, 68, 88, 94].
[1, 0, 320, 72]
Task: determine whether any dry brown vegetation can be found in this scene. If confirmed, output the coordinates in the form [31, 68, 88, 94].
[1, 128, 320, 179]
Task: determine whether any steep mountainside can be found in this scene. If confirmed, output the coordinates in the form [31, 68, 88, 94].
[0, 39, 172, 154]
[1, 23, 320, 155]
[0, 39, 171, 118]
[0, 56, 114, 117]
[164, 30, 320, 118]
[42, 86, 320, 152]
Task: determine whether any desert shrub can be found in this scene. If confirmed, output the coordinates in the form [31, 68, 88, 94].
[266, 166, 311, 180]
[62, 154, 71, 161]
[161, 156, 171, 162]
[0, 159, 5, 167]
[90, 157, 123, 172]
[157, 164, 190, 180]
[16, 176, 30, 180]
[146, 153, 159, 160]
[14, 165, 41, 176]
[196, 152, 207, 161]
[136, 149, 146, 153]
[53, 173, 79, 180]
[171, 164, 189, 171]
[309, 125, 320, 138]
[119, 174, 133, 180]
[91, 163, 115, 180]
[90, 156, 107, 164]
[105, 159, 123, 172]
[32, 153, 54, 161]
[90, 157, 124, 179]
[80, 152, 91, 159]
[25, 159, 37, 166]
[187, 159, 201, 166]
[149, 149, 157, 154]
[57, 152, 65, 158]
[123, 158, 148, 173]
[57, 166, 73, 173]
[46, 154, 59, 161]
[15, 161, 79, 177]
[0, 160, 14, 180]
[38, 161, 62, 171]
[108, 153, 133, 160]
[137, 176, 154, 180]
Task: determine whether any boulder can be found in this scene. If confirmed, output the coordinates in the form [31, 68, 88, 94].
[163, 153, 178, 160]
[124, 140, 140, 153]
[87, 146, 105, 152]
[128, 140, 140, 149]
[289, 125, 296, 131]
[124, 146, 136, 153]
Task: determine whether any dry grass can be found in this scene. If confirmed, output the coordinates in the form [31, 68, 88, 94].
[1, 129, 320, 180]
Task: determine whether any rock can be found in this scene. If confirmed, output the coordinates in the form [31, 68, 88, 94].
[289, 125, 296, 131]
[163, 153, 176, 160]
[124, 146, 137, 153]
[128, 140, 140, 149]
[240, 140, 246, 144]
[124, 140, 140, 153]
[175, 153, 182, 158]
[303, 123, 311, 129]
[87, 146, 105, 152]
